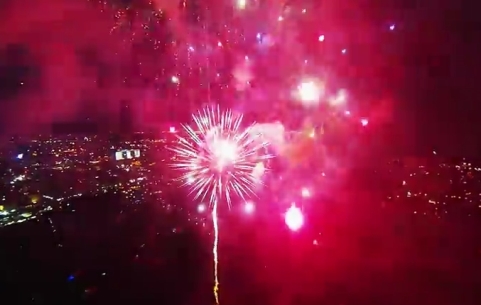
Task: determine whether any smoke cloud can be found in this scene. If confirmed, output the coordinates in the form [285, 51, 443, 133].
[0, 0, 139, 134]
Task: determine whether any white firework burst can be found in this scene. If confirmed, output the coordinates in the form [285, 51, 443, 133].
[171, 106, 272, 207]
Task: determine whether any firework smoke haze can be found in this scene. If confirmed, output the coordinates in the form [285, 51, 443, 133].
[0, 0, 137, 134]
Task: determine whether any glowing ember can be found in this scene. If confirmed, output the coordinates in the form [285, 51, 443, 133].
[244, 201, 255, 213]
[301, 187, 311, 198]
[285, 204, 304, 231]
[197, 203, 206, 213]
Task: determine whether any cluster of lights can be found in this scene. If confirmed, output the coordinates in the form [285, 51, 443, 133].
[386, 157, 481, 218]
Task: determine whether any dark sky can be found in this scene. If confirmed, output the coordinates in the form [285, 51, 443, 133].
[0, 0, 480, 156]
[394, 0, 481, 157]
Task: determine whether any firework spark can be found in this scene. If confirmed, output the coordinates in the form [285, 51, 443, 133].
[172, 106, 272, 304]
[93, 0, 168, 48]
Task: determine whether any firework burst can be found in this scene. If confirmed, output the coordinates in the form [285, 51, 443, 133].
[172, 106, 272, 207]
[172, 106, 272, 304]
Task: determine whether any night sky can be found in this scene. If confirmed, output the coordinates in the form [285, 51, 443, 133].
[0, 0, 480, 156]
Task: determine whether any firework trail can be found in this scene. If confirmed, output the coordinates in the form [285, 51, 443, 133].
[212, 200, 219, 304]
[172, 106, 272, 304]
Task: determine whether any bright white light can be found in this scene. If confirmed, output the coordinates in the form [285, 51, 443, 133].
[389, 24, 395, 31]
[169, 126, 176, 133]
[341, 49, 347, 54]
[244, 201, 255, 213]
[285, 204, 304, 231]
[301, 187, 311, 198]
[171, 76, 179, 83]
[211, 139, 238, 170]
[318, 35, 325, 42]
[197, 203, 206, 213]
[297, 81, 322, 104]
[186, 175, 195, 184]
[236, 0, 246, 9]
[361, 118, 369, 127]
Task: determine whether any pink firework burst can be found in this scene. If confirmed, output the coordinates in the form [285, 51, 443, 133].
[171, 106, 272, 207]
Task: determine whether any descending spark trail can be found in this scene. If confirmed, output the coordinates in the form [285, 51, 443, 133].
[212, 200, 220, 304]
[172, 106, 272, 304]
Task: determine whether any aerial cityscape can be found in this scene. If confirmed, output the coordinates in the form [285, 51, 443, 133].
[3, 130, 481, 228]
[2, 126, 481, 304]
[1, 0, 481, 304]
